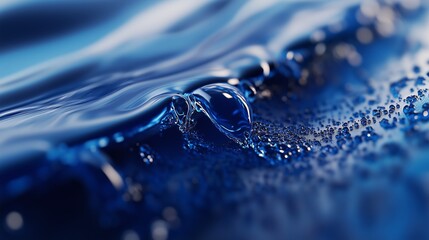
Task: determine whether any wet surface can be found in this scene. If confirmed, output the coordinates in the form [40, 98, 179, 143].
[2, 1, 429, 240]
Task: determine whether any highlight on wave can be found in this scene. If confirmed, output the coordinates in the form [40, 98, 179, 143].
[1, 1, 429, 240]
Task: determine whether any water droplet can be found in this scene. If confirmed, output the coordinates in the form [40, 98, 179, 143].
[192, 83, 252, 144]
[380, 118, 396, 129]
[390, 77, 408, 98]
[139, 145, 156, 165]
[170, 95, 195, 132]
[415, 76, 425, 86]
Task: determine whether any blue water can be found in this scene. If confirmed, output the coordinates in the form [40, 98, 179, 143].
[2, 1, 429, 240]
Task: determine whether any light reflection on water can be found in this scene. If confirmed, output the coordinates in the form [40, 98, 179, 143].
[1, 1, 429, 240]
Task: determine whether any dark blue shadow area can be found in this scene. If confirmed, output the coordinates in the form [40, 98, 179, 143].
[1, 1, 429, 240]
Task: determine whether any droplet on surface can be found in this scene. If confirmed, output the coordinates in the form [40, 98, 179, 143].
[192, 83, 252, 144]
[139, 144, 156, 165]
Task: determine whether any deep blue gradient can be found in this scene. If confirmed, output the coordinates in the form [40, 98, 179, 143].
[1, 1, 429, 240]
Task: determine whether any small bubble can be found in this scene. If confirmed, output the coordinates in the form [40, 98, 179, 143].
[311, 30, 326, 42]
[360, 0, 380, 18]
[415, 76, 425, 86]
[122, 230, 140, 240]
[163, 207, 178, 222]
[151, 220, 168, 240]
[413, 66, 421, 73]
[380, 118, 396, 129]
[315, 43, 326, 55]
[390, 78, 408, 98]
[356, 27, 373, 44]
[5, 211, 23, 231]
[113, 133, 125, 143]
[139, 145, 156, 165]
[98, 137, 109, 148]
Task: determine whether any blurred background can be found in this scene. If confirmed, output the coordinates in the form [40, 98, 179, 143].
[1, 1, 429, 240]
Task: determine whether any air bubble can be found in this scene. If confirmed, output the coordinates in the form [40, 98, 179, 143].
[192, 83, 252, 145]
[139, 145, 156, 165]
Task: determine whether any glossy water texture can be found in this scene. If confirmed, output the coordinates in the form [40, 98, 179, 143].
[2, 1, 429, 240]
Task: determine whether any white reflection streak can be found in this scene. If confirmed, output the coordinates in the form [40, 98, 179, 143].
[101, 163, 124, 190]
[89, 1, 209, 54]
[0, 1, 209, 86]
